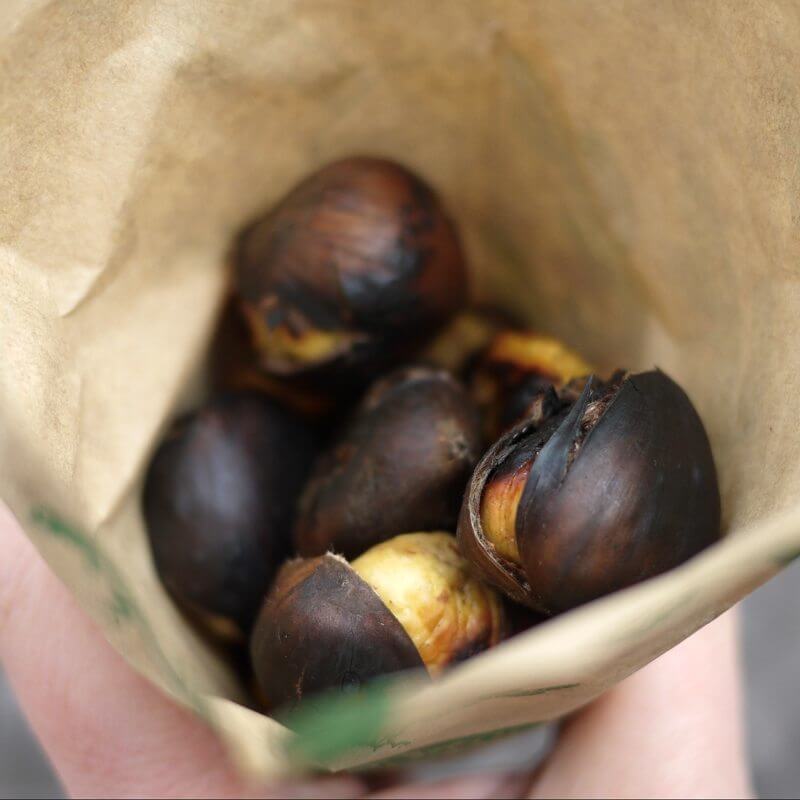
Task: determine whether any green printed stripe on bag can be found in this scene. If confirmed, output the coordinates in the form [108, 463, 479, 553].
[30, 507, 207, 715]
[281, 677, 398, 765]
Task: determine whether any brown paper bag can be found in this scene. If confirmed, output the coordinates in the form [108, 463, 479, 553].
[3, 0, 800, 778]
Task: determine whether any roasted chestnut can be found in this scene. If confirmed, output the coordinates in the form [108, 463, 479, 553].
[143, 392, 315, 640]
[250, 532, 505, 709]
[294, 366, 482, 559]
[470, 330, 591, 440]
[235, 157, 468, 381]
[458, 370, 721, 614]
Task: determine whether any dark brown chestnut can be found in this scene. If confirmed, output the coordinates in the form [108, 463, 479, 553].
[250, 533, 505, 709]
[458, 370, 721, 614]
[293, 366, 482, 559]
[469, 330, 591, 440]
[234, 157, 468, 381]
[143, 392, 315, 640]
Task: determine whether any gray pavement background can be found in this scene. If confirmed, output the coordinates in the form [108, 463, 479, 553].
[1, 560, 798, 799]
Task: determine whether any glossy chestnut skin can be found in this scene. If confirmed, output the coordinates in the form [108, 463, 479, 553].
[294, 366, 482, 559]
[234, 157, 468, 381]
[458, 370, 721, 614]
[469, 330, 591, 441]
[251, 533, 505, 710]
[143, 392, 315, 640]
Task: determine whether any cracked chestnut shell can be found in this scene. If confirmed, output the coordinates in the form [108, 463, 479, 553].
[250, 532, 505, 709]
[458, 370, 721, 614]
[294, 366, 482, 559]
[210, 296, 338, 421]
[235, 157, 468, 381]
[143, 392, 315, 640]
[469, 330, 591, 440]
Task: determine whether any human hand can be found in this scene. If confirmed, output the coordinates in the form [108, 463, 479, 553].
[0, 502, 752, 799]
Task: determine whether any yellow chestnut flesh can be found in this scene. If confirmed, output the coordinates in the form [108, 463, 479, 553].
[478, 462, 530, 565]
[351, 532, 504, 674]
[242, 303, 358, 370]
[486, 331, 591, 384]
[423, 312, 500, 373]
[471, 330, 593, 440]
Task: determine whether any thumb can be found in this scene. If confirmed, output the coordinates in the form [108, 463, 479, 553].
[529, 610, 753, 799]
[0, 502, 361, 799]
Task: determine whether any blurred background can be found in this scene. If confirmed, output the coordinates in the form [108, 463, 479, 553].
[1, 559, 798, 799]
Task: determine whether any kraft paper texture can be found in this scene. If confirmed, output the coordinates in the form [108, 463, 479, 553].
[2, 0, 799, 778]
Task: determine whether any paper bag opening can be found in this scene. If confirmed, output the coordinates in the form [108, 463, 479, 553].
[2, 0, 800, 778]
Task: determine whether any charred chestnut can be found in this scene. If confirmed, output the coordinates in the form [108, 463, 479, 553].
[470, 330, 591, 439]
[143, 392, 315, 640]
[235, 157, 468, 380]
[250, 532, 505, 709]
[458, 370, 721, 614]
[294, 366, 482, 559]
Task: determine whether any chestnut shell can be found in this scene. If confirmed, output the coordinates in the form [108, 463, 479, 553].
[234, 157, 468, 380]
[250, 554, 425, 710]
[458, 370, 721, 614]
[143, 392, 315, 638]
[294, 366, 482, 559]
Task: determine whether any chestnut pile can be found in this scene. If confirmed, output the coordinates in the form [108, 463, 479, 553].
[143, 157, 721, 711]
